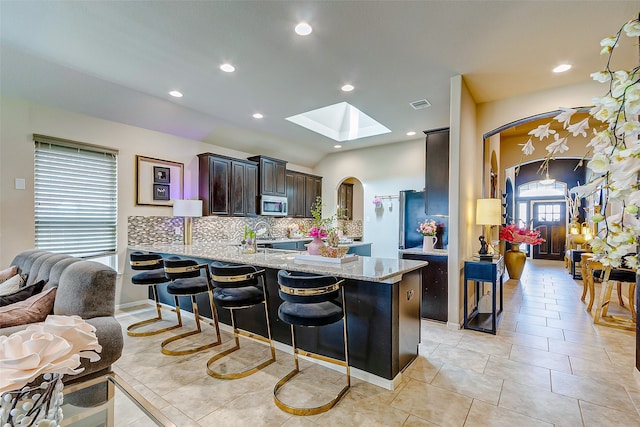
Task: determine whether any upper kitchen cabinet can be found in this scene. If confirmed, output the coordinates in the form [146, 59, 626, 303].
[425, 128, 450, 216]
[247, 155, 287, 197]
[198, 153, 258, 216]
[285, 170, 322, 218]
[304, 174, 322, 218]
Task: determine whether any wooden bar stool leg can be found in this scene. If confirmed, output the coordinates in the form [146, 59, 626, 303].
[616, 282, 624, 307]
[594, 279, 613, 325]
[587, 274, 595, 311]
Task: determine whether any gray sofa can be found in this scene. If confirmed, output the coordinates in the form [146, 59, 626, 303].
[1, 249, 124, 385]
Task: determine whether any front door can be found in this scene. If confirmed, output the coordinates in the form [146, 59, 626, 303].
[531, 201, 566, 260]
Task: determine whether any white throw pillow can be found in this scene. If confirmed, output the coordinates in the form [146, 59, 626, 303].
[0, 273, 26, 296]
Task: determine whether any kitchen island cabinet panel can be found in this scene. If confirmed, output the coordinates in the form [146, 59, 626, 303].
[400, 250, 448, 322]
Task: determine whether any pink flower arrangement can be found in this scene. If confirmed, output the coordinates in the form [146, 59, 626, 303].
[499, 224, 545, 245]
[417, 219, 438, 236]
[307, 226, 328, 239]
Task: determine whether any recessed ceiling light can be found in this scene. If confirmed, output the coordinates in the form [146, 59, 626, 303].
[169, 90, 183, 98]
[406, 131, 416, 136]
[341, 84, 354, 92]
[220, 63, 235, 73]
[253, 113, 264, 119]
[295, 22, 312, 36]
[553, 64, 572, 73]
[334, 144, 342, 149]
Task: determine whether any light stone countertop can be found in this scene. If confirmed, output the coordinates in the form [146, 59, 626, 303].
[398, 247, 448, 256]
[129, 242, 426, 284]
[256, 237, 371, 248]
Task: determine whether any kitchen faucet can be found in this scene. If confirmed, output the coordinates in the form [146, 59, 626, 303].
[254, 220, 271, 239]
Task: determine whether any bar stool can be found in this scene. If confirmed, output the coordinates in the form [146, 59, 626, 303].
[128, 252, 181, 337]
[161, 258, 222, 356]
[273, 270, 350, 416]
[206, 262, 276, 379]
[593, 265, 637, 331]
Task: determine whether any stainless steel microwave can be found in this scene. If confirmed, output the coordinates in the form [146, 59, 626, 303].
[260, 195, 288, 216]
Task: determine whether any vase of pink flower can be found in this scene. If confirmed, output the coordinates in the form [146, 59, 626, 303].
[499, 223, 545, 280]
[417, 219, 438, 252]
[306, 226, 328, 255]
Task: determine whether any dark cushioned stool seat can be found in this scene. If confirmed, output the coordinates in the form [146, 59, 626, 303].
[167, 277, 209, 296]
[594, 269, 636, 283]
[278, 301, 343, 327]
[131, 268, 169, 285]
[214, 286, 264, 308]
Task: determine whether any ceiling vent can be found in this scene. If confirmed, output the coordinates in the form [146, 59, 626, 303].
[410, 99, 432, 110]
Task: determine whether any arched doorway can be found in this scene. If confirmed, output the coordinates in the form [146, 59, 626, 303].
[337, 176, 364, 222]
[483, 109, 593, 261]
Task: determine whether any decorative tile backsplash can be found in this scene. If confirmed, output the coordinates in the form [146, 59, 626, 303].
[128, 216, 363, 245]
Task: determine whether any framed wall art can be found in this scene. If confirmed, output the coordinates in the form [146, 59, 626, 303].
[136, 155, 184, 206]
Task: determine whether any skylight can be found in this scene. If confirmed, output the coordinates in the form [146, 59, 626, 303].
[286, 102, 391, 142]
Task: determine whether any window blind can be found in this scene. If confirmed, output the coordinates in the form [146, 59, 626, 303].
[34, 137, 117, 258]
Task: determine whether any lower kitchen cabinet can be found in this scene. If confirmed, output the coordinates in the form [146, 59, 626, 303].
[400, 251, 448, 322]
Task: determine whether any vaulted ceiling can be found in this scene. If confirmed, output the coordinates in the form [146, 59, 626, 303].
[1, 1, 637, 167]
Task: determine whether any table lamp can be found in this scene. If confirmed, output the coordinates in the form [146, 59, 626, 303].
[476, 198, 502, 261]
[173, 199, 202, 245]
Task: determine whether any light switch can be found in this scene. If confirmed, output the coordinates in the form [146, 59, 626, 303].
[15, 178, 25, 190]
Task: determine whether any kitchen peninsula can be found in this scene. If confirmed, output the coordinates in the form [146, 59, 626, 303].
[126, 242, 427, 389]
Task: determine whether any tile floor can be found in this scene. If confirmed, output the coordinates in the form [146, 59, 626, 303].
[113, 259, 640, 426]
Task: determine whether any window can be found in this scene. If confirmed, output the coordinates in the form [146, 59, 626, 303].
[536, 203, 561, 222]
[34, 135, 117, 260]
[517, 181, 566, 197]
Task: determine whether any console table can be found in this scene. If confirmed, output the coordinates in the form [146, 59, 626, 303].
[463, 257, 504, 335]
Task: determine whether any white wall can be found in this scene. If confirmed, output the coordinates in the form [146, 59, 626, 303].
[0, 96, 310, 304]
[477, 80, 601, 135]
[315, 138, 425, 259]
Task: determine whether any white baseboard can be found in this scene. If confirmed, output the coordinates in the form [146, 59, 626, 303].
[447, 321, 461, 330]
[115, 299, 155, 314]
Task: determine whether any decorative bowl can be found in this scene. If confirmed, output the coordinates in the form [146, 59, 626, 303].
[318, 246, 349, 258]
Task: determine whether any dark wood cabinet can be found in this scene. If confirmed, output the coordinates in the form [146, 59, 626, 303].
[304, 174, 322, 218]
[285, 170, 322, 218]
[400, 252, 448, 322]
[248, 155, 287, 197]
[425, 128, 449, 216]
[338, 182, 353, 220]
[230, 161, 258, 216]
[198, 153, 257, 216]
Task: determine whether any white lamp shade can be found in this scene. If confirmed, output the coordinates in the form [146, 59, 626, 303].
[476, 198, 501, 226]
[173, 199, 203, 217]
